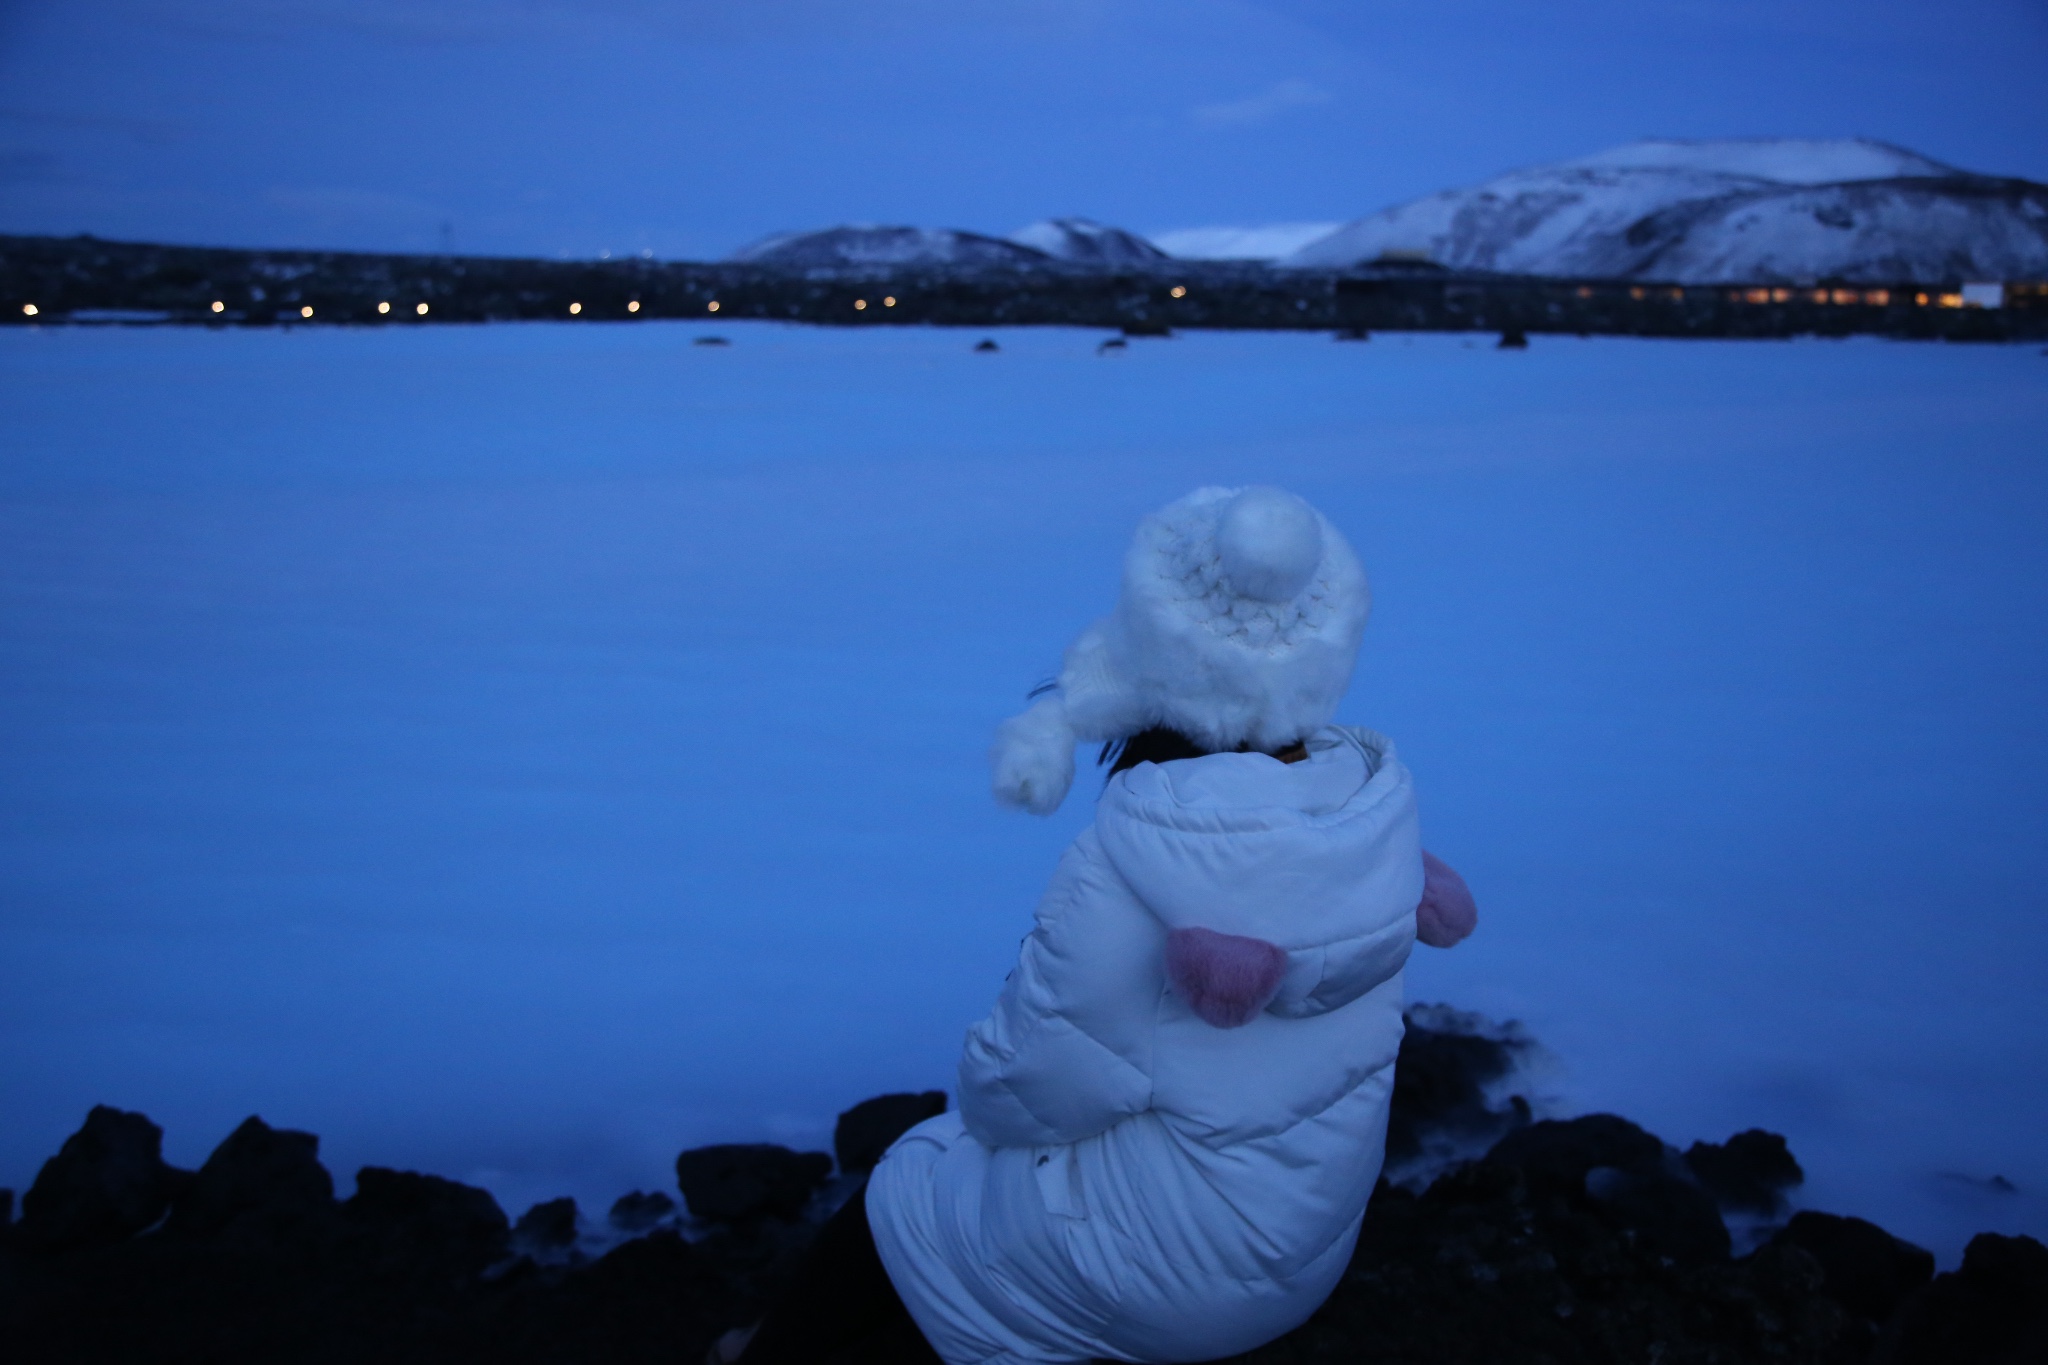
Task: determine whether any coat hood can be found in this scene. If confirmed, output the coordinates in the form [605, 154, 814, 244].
[1094, 727, 1420, 1019]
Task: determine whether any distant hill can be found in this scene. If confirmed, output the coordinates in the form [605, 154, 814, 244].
[1282, 138, 2048, 284]
[729, 225, 1050, 269]
[1007, 218, 1167, 265]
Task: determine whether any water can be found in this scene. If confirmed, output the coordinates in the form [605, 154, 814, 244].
[3, 321, 2043, 1262]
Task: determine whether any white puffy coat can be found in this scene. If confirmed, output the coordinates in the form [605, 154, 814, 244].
[867, 726, 1421, 1364]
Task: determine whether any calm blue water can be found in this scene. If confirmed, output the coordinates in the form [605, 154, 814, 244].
[3, 321, 2043, 1262]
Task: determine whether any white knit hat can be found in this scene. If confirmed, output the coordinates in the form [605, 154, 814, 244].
[991, 485, 1371, 814]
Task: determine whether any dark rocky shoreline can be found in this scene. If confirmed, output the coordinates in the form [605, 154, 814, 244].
[3, 233, 2044, 343]
[3, 1008, 2040, 1364]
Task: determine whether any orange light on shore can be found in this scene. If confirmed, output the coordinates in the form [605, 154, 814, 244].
[300, 305, 314, 318]
[1629, 286, 1646, 301]
[1937, 293, 1963, 308]
[377, 301, 391, 314]
[416, 302, 429, 316]
[1915, 292, 1930, 306]
[1744, 288, 1770, 304]
[1169, 285, 1187, 298]
[628, 300, 640, 313]
[883, 296, 896, 307]
[22, 303, 37, 316]
[1771, 288, 1790, 303]
[211, 300, 225, 313]
[708, 300, 720, 312]
[1831, 289, 1858, 305]
[1864, 289, 1890, 306]
[569, 302, 582, 315]
[854, 298, 867, 310]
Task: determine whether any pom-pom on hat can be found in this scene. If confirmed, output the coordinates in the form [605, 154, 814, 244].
[992, 486, 1371, 814]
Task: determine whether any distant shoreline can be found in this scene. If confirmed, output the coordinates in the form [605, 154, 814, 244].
[4, 233, 2042, 343]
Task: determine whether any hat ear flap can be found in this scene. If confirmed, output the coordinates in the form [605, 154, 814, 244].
[990, 693, 1078, 815]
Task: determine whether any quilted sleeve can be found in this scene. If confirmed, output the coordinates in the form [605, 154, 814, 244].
[957, 834, 1158, 1148]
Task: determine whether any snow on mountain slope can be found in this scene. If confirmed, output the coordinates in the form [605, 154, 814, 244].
[1562, 137, 1958, 184]
[1285, 138, 2048, 284]
[1009, 217, 1167, 265]
[1150, 222, 1345, 261]
[732, 225, 1050, 269]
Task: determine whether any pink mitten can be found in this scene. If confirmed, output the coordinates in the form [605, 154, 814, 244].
[1165, 927, 1289, 1028]
[1416, 849, 1478, 948]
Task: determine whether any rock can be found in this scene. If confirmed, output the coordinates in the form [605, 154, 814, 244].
[1334, 327, 1371, 341]
[1497, 329, 1529, 349]
[1583, 1163, 1732, 1263]
[512, 1197, 579, 1253]
[1097, 337, 1127, 353]
[608, 1190, 676, 1233]
[1487, 1114, 1730, 1264]
[1884, 1232, 2048, 1363]
[1384, 1006, 1532, 1176]
[1260, 1158, 1853, 1363]
[693, 335, 729, 346]
[1485, 1113, 1667, 1191]
[18, 1106, 190, 1253]
[345, 1167, 510, 1277]
[973, 338, 999, 352]
[834, 1093, 948, 1175]
[674, 1144, 832, 1225]
[1122, 321, 1171, 337]
[166, 1115, 336, 1246]
[1686, 1128, 1804, 1215]
[1771, 1210, 1934, 1322]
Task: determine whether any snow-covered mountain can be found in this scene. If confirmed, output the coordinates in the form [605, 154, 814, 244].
[1284, 138, 2048, 284]
[1149, 222, 1344, 262]
[731, 225, 1050, 269]
[1008, 217, 1166, 264]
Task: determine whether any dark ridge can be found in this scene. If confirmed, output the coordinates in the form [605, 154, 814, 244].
[3, 233, 2042, 341]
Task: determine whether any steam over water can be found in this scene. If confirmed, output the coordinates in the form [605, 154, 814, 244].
[2, 323, 2042, 1263]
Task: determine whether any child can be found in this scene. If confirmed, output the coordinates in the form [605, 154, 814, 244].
[732, 485, 1475, 1364]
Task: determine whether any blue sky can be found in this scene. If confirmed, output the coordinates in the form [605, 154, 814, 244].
[2, 0, 2044, 258]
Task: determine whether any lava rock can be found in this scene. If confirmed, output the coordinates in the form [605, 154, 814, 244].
[1497, 329, 1529, 348]
[1686, 1128, 1805, 1215]
[166, 1115, 336, 1247]
[1772, 1210, 1935, 1323]
[1384, 1008, 1531, 1172]
[1485, 1113, 1667, 1191]
[1885, 1232, 2048, 1364]
[18, 1106, 190, 1253]
[608, 1190, 676, 1233]
[512, 1197, 579, 1253]
[834, 1093, 948, 1175]
[973, 338, 999, 352]
[1486, 1114, 1731, 1264]
[345, 1167, 510, 1277]
[674, 1145, 832, 1225]
[1254, 1158, 1853, 1363]
[1583, 1163, 1732, 1263]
